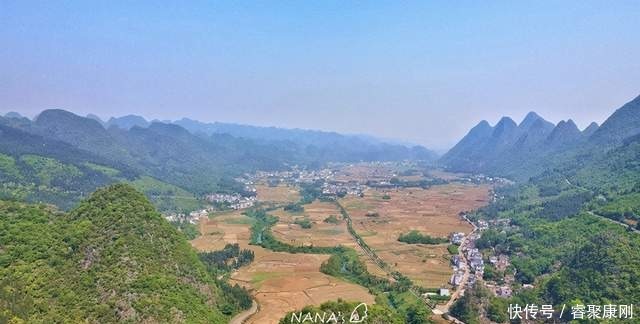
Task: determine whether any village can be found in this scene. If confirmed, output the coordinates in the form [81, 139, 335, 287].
[438, 214, 521, 309]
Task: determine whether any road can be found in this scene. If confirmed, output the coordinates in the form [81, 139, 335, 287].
[335, 201, 435, 311]
[436, 214, 478, 315]
[565, 175, 639, 233]
[229, 300, 258, 324]
[587, 211, 640, 233]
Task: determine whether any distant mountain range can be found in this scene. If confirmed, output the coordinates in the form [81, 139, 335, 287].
[440, 94, 640, 180]
[0, 109, 436, 210]
[83, 114, 437, 162]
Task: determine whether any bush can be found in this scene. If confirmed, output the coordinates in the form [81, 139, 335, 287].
[365, 211, 380, 217]
[323, 215, 340, 224]
[283, 203, 304, 213]
[294, 217, 312, 229]
[398, 230, 448, 245]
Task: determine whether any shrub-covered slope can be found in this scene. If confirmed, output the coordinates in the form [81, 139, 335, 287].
[0, 184, 228, 323]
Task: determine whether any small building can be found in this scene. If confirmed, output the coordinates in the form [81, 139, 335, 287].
[450, 273, 463, 286]
[451, 255, 461, 267]
[450, 232, 465, 245]
[439, 288, 450, 297]
[469, 256, 484, 272]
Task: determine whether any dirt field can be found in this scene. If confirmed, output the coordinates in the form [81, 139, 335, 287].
[332, 163, 397, 183]
[270, 200, 391, 279]
[427, 169, 467, 181]
[190, 211, 374, 324]
[270, 201, 356, 248]
[191, 170, 490, 320]
[255, 184, 300, 203]
[339, 183, 490, 288]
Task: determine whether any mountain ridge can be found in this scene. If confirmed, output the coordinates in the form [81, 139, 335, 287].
[440, 94, 640, 180]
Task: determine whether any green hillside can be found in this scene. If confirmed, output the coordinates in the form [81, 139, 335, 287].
[0, 184, 232, 323]
[455, 134, 640, 320]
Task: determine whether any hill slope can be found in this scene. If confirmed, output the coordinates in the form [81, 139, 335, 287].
[1, 109, 438, 210]
[590, 94, 640, 145]
[0, 122, 138, 209]
[0, 184, 230, 323]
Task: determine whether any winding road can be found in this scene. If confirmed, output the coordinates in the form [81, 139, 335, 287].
[565, 176, 639, 233]
[229, 300, 258, 324]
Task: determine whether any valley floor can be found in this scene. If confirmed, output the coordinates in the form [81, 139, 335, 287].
[191, 168, 492, 323]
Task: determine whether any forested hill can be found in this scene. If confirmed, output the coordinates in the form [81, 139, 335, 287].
[440, 94, 640, 180]
[0, 109, 436, 211]
[448, 95, 640, 321]
[0, 184, 232, 323]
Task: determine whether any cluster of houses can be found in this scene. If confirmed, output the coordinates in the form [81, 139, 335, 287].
[448, 231, 474, 289]
[485, 253, 516, 298]
[489, 254, 510, 271]
[468, 248, 485, 273]
[206, 193, 243, 203]
[448, 227, 486, 290]
[321, 182, 365, 196]
[230, 197, 256, 210]
[460, 174, 512, 186]
[250, 168, 335, 185]
[205, 193, 257, 210]
[488, 218, 514, 231]
[164, 208, 212, 224]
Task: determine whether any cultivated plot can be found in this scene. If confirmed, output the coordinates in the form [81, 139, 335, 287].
[191, 211, 374, 324]
[255, 184, 300, 203]
[339, 183, 490, 288]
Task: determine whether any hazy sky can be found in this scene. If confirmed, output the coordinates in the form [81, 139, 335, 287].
[1, 1, 639, 150]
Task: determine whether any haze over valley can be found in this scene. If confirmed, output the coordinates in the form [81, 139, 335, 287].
[2, 2, 640, 323]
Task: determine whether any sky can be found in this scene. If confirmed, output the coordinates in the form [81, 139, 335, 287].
[1, 1, 639, 150]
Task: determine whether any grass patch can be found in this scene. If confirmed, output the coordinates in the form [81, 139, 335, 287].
[223, 217, 256, 225]
[84, 162, 120, 177]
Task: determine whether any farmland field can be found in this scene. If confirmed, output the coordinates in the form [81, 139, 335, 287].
[270, 201, 356, 248]
[190, 210, 374, 324]
[255, 184, 300, 203]
[191, 169, 491, 321]
[339, 183, 490, 288]
[271, 200, 391, 278]
[332, 163, 397, 183]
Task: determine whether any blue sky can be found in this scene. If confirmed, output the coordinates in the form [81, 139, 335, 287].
[1, 1, 639, 149]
